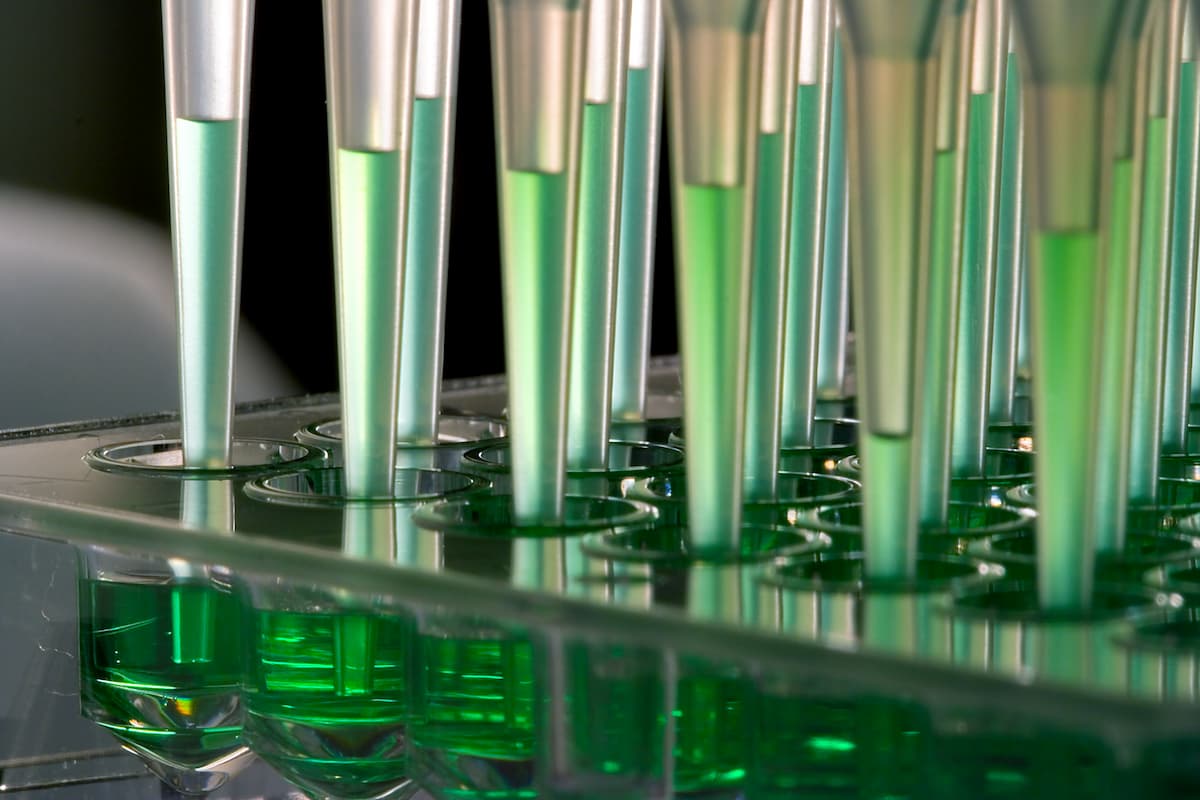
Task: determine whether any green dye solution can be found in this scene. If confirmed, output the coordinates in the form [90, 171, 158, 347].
[744, 130, 788, 501]
[557, 643, 668, 789]
[932, 731, 1117, 799]
[79, 578, 244, 769]
[242, 607, 415, 799]
[676, 183, 750, 553]
[398, 96, 450, 445]
[567, 102, 619, 471]
[1129, 116, 1170, 503]
[748, 695, 927, 799]
[335, 147, 403, 498]
[989, 54, 1023, 423]
[173, 118, 239, 468]
[1030, 231, 1101, 610]
[816, 37, 849, 397]
[1165, 62, 1197, 452]
[952, 92, 996, 477]
[1094, 158, 1136, 554]
[500, 169, 572, 524]
[859, 431, 916, 581]
[612, 67, 657, 422]
[412, 631, 535, 760]
[674, 665, 748, 795]
[781, 82, 825, 450]
[917, 149, 960, 526]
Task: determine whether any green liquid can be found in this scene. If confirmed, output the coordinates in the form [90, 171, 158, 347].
[932, 730, 1119, 799]
[500, 169, 573, 524]
[1093, 158, 1136, 554]
[173, 118, 240, 468]
[1129, 116, 1170, 502]
[411, 628, 536, 798]
[1164, 61, 1198, 451]
[917, 149, 960, 526]
[744, 130, 789, 500]
[398, 96, 451, 445]
[556, 642, 669, 793]
[989, 54, 1024, 423]
[676, 184, 750, 553]
[952, 92, 997, 477]
[859, 432, 916, 580]
[242, 606, 415, 799]
[1030, 231, 1101, 610]
[1017, 255, 1032, 382]
[780, 82, 825, 450]
[674, 662, 748, 795]
[335, 147, 404, 497]
[79, 578, 245, 771]
[748, 694, 928, 799]
[816, 37, 849, 397]
[415, 632, 534, 755]
[567, 102, 620, 470]
[612, 67, 659, 422]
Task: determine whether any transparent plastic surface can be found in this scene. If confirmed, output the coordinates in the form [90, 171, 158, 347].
[1, 382, 1200, 797]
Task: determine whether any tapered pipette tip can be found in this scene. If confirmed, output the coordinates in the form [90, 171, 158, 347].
[663, 0, 767, 552]
[162, 0, 254, 469]
[491, 0, 589, 523]
[325, 0, 420, 497]
[1010, 0, 1129, 611]
[836, 0, 948, 580]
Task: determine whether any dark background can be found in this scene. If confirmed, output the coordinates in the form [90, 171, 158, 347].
[0, 2, 679, 393]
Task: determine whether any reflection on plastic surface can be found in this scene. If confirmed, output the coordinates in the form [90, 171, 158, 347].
[0, 393, 1195, 796]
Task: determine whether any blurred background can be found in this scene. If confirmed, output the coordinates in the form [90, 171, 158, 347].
[0, 2, 680, 428]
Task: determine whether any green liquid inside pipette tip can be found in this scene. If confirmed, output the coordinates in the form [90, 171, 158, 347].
[1165, 61, 1197, 450]
[780, 82, 823, 451]
[502, 168, 572, 524]
[568, 102, 619, 470]
[398, 96, 450, 445]
[952, 92, 996, 477]
[989, 53, 1023, 422]
[744, 129, 787, 500]
[336, 147, 403, 498]
[174, 118, 240, 468]
[860, 432, 916, 581]
[1093, 157, 1134, 555]
[817, 38, 849, 397]
[1128, 116, 1170, 503]
[1032, 231, 1101, 610]
[678, 183, 749, 553]
[917, 148, 960, 527]
[612, 68, 656, 421]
